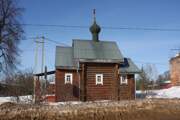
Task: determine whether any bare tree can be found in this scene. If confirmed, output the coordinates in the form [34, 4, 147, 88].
[143, 64, 158, 82]
[138, 67, 148, 92]
[163, 71, 170, 80]
[137, 64, 158, 97]
[0, 0, 24, 74]
[3, 69, 34, 103]
[156, 71, 170, 87]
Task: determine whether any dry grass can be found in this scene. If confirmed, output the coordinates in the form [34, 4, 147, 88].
[0, 99, 180, 120]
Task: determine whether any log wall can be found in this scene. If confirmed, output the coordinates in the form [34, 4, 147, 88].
[55, 63, 135, 101]
[55, 69, 80, 102]
[85, 63, 118, 101]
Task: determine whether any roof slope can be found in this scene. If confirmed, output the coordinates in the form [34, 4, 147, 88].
[55, 40, 140, 72]
[55, 46, 74, 68]
[73, 40, 124, 61]
[120, 58, 141, 73]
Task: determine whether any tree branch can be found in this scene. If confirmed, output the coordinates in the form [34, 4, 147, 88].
[0, 46, 4, 57]
[0, 0, 23, 74]
[0, 52, 4, 57]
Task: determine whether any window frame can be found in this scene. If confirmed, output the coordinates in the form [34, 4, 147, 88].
[96, 74, 103, 85]
[120, 75, 128, 85]
[65, 73, 73, 84]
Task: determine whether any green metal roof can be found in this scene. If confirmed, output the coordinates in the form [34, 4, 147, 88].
[55, 46, 74, 68]
[73, 40, 124, 61]
[55, 40, 140, 73]
[120, 58, 141, 74]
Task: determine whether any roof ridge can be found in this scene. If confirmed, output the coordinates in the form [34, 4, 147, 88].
[73, 39, 117, 43]
[56, 46, 72, 48]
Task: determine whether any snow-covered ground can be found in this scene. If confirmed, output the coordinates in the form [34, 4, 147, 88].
[136, 86, 180, 99]
[48, 100, 111, 106]
[146, 86, 180, 99]
[1, 87, 180, 105]
[0, 95, 33, 104]
[0, 97, 11, 104]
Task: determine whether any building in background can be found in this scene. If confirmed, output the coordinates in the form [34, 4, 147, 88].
[160, 80, 171, 89]
[170, 53, 180, 86]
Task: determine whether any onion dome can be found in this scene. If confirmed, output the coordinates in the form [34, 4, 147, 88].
[89, 9, 101, 42]
[90, 21, 101, 35]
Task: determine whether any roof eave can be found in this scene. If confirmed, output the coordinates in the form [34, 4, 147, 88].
[78, 58, 124, 63]
[56, 66, 79, 70]
[120, 71, 142, 74]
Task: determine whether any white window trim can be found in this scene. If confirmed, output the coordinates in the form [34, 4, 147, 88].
[65, 73, 73, 84]
[120, 75, 128, 84]
[96, 74, 103, 85]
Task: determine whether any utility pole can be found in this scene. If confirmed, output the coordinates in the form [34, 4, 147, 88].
[44, 66, 47, 102]
[34, 36, 45, 74]
[33, 36, 45, 103]
[34, 37, 39, 74]
[33, 37, 39, 103]
[42, 36, 45, 73]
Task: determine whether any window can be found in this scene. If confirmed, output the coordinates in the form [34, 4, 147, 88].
[120, 75, 128, 84]
[65, 73, 72, 84]
[96, 74, 103, 85]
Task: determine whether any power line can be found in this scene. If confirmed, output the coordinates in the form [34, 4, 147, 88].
[19, 36, 170, 67]
[20, 48, 169, 66]
[103, 27, 180, 31]
[20, 23, 88, 29]
[134, 60, 168, 66]
[45, 37, 69, 46]
[171, 48, 180, 51]
[20, 37, 69, 46]
[15, 23, 180, 32]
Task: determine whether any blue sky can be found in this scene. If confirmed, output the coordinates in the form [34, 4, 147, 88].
[18, 0, 180, 74]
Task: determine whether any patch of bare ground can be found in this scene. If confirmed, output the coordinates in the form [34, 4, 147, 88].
[0, 99, 180, 120]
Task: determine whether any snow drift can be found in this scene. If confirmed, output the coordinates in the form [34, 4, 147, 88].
[0, 95, 32, 104]
[147, 86, 180, 99]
